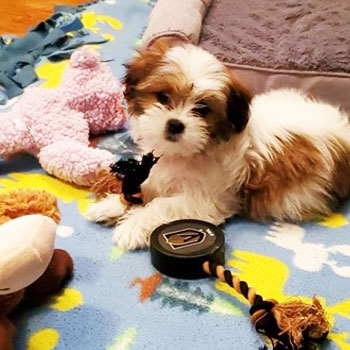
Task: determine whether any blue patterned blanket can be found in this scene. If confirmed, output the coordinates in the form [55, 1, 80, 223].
[1, 1, 350, 349]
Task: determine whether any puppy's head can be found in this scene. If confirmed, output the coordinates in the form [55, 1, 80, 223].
[124, 38, 251, 157]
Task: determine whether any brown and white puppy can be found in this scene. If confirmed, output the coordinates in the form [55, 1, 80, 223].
[87, 38, 350, 250]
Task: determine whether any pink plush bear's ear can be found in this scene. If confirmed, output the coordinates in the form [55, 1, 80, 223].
[70, 47, 101, 69]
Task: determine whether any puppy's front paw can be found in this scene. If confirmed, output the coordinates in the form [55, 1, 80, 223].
[113, 217, 150, 251]
[86, 194, 127, 224]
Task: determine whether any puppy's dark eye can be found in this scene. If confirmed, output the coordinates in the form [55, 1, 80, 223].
[156, 91, 170, 104]
[192, 103, 211, 118]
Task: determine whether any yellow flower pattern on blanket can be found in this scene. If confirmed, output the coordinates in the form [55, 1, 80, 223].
[50, 288, 84, 312]
[27, 329, 60, 350]
[81, 12, 123, 33]
[0, 172, 93, 215]
[330, 332, 350, 350]
[36, 60, 70, 89]
[319, 212, 349, 228]
[216, 251, 350, 349]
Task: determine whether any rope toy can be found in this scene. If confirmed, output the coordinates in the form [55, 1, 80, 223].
[150, 219, 330, 350]
[110, 152, 159, 204]
[91, 152, 159, 204]
[203, 262, 329, 350]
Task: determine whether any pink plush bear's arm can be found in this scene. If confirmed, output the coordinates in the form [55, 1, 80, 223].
[0, 112, 32, 158]
[38, 140, 116, 186]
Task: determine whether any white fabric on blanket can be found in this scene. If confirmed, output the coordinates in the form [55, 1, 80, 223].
[142, 0, 213, 48]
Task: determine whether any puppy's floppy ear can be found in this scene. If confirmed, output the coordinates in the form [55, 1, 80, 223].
[124, 37, 179, 98]
[226, 74, 251, 133]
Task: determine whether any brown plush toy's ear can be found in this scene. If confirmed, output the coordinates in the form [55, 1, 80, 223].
[0, 316, 15, 350]
[226, 73, 251, 133]
[0, 290, 24, 350]
[25, 249, 73, 304]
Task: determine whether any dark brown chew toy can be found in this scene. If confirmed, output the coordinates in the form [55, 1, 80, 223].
[150, 220, 330, 350]
[91, 153, 159, 203]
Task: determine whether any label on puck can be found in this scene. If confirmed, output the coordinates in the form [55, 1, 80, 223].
[157, 221, 218, 254]
[150, 220, 225, 279]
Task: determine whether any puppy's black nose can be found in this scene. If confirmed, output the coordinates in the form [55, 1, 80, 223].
[167, 119, 185, 135]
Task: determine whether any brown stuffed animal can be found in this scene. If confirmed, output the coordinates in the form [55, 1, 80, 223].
[0, 189, 73, 350]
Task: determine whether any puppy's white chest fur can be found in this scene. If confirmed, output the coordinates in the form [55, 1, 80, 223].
[147, 140, 244, 198]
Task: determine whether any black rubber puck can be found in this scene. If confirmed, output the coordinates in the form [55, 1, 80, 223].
[150, 219, 225, 279]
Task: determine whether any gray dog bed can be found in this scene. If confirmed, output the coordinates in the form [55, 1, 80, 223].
[143, 0, 350, 113]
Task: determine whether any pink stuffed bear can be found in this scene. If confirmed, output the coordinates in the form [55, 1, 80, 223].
[0, 47, 126, 186]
